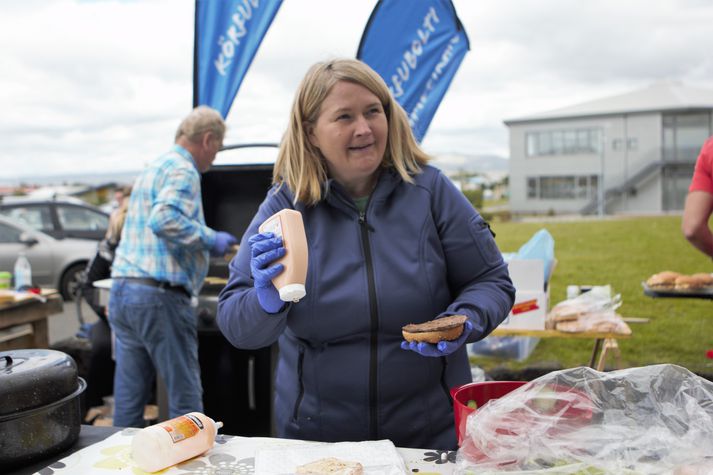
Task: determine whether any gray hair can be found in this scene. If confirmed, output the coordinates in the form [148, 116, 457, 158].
[175, 105, 226, 143]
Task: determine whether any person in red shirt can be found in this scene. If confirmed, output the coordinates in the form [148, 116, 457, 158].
[682, 137, 713, 259]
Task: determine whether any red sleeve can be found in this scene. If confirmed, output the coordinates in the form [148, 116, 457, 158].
[689, 138, 713, 193]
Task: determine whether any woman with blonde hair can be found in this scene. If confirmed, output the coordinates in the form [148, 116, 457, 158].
[218, 58, 514, 449]
[273, 58, 430, 205]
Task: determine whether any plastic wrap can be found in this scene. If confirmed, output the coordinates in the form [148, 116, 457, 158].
[455, 365, 713, 474]
[549, 286, 621, 318]
[546, 287, 631, 335]
[468, 335, 540, 361]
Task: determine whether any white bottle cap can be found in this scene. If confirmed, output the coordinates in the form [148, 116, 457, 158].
[279, 284, 306, 302]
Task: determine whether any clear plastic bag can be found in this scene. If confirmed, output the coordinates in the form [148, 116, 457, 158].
[548, 286, 621, 321]
[455, 365, 713, 474]
[468, 336, 540, 361]
[546, 287, 631, 334]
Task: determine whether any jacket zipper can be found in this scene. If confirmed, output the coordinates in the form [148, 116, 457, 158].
[358, 209, 379, 440]
[292, 346, 305, 422]
[440, 358, 452, 403]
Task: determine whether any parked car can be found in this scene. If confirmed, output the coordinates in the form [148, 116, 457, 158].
[0, 215, 97, 300]
[0, 196, 109, 241]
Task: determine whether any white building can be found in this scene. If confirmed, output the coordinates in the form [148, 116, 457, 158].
[505, 82, 713, 215]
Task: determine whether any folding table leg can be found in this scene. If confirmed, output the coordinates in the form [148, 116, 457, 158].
[589, 338, 603, 368]
[596, 338, 621, 371]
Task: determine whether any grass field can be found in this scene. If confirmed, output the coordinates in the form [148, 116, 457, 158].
[475, 215, 713, 376]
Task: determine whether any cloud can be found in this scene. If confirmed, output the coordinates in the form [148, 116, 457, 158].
[1, 0, 712, 179]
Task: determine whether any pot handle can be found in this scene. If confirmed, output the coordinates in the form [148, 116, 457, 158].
[1, 355, 11, 369]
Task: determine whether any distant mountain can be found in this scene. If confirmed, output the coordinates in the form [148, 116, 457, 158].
[430, 153, 509, 175]
[0, 170, 140, 187]
[1, 153, 510, 187]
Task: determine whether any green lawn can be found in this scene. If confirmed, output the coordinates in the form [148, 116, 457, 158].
[475, 215, 713, 376]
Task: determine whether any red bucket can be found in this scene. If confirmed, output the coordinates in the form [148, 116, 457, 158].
[450, 381, 527, 446]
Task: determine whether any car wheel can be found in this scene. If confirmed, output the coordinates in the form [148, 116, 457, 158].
[60, 263, 87, 301]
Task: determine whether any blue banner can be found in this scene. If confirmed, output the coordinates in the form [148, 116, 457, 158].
[357, 0, 469, 142]
[194, 0, 283, 118]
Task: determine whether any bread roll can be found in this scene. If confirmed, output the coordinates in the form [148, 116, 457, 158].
[674, 274, 711, 290]
[690, 273, 713, 287]
[295, 457, 363, 475]
[646, 271, 681, 290]
[402, 315, 469, 343]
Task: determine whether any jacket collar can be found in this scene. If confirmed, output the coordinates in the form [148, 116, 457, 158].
[323, 167, 402, 215]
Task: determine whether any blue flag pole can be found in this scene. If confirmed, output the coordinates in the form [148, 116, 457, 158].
[357, 0, 470, 142]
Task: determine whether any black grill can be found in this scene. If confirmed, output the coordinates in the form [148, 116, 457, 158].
[197, 160, 275, 436]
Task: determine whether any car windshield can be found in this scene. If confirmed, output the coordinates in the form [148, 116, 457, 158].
[0, 206, 53, 234]
[213, 144, 278, 166]
[57, 206, 109, 231]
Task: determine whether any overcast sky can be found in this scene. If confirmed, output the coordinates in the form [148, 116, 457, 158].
[2, 0, 713, 179]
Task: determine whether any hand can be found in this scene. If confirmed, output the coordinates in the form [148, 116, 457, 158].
[249, 232, 286, 314]
[210, 231, 238, 257]
[400, 320, 474, 357]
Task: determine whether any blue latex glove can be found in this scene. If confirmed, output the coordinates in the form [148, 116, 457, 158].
[248, 232, 286, 314]
[76, 322, 94, 340]
[400, 320, 475, 357]
[210, 231, 238, 257]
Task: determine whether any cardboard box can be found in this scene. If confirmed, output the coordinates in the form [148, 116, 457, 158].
[497, 258, 550, 330]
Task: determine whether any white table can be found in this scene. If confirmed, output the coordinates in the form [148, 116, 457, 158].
[30, 429, 458, 474]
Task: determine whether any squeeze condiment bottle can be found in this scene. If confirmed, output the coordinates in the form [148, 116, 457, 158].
[131, 412, 223, 473]
[258, 208, 308, 302]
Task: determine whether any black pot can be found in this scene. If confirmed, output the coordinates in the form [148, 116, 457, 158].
[0, 349, 86, 470]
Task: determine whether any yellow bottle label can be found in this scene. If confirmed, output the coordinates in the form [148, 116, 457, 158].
[160, 414, 204, 443]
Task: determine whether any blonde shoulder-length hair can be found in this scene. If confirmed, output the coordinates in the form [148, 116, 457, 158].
[273, 58, 430, 206]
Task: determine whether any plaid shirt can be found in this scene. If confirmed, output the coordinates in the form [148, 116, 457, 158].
[112, 145, 217, 296]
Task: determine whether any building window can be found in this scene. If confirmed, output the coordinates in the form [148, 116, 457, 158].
[527, 178, 537, 198]
[540, 176, 575, 199]
[577, 176, 588, 199]
[526, 175, 599, 199]
[612, 137, 638, 151]
[663, 112, 712, 161]
[662, 163, 696, 211]
[525, 128, 601, 157]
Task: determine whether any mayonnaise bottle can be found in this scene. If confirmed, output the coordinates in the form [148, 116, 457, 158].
[258, 209, 308, 302]
[131, 412, 223, 473]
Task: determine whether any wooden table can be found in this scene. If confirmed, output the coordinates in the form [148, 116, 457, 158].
[0, 289, 63, 350]
[491, 327, 631, 371]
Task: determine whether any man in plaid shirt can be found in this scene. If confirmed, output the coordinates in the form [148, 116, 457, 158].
[109, 106, 237, 427]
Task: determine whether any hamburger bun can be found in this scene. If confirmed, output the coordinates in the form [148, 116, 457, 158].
[402, 315, 469, 344]
[674, 274, 711, 291]
[690, 273, 713, 287]
[646, 271, 681, 290]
